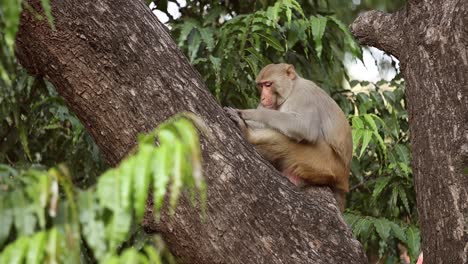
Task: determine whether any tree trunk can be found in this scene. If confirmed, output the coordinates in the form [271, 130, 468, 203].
[351, 1, 468, 263]
[16, 0, 366, 263]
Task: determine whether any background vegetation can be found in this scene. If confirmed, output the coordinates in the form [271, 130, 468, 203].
[0, 0, 419, 263]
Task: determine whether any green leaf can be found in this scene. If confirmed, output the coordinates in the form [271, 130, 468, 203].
[102, 256, 119, 264]
[0, 198, 13, 247]
[389, 186, 399, 212]
[107, 210, 131, 252]
[352, 116, 364, 129]
[353, 217, 372, 239]
[0, 164, 18, 177]
[398, 187, 410, 214]
[363, 114, 378, 132]
[351, 129, 362, 155]
[25, 170, 50, 230]
[310, 15, 327, 58]
[372, 177, 391, 199]
[198, 27, 215, 51]
[2, 0, 22, 49]
[359, 130, 373, 158]
[97, 170, 120, 211]
[406, 226, 421, 263]
[328, 16, 361, 57]
[373, 218, 391, 242]
[120, 248, 139, 263]
[173, 119, 201, 183]
[343, 213, 360, 227]
[40, 0, 55, 29]
[120, 157, 135, 213]
[133, 144, 152, 222]
[177, 20, 197, 46]
[286, 19, 308, 47]
[254, 32, 284, 52]
[203, 6, 223, 26]
[285, 6, 292, 22]
[46, 228, 59, 263]
[389, 222, 406, 242]
[144, 246, 162, 264]
[188, 30, 202, 62]
[245, 47, 270, 66]
[6, 236, 28, 264]
[169, 141, 184, 213]
[394, 144, 410, 165]
[383, 90, 396, 105]
[27, 231, 47, 264]
[209, 55, 221, 74]
[265, 2, 281, 22]
[289, 0, 305, 17]
[152, 146, 170, 218]
[12, 191, 36, 236]
[397, 162, 411, 176]
[78, 191, 107, 261]
[243, 55, 258, 78]
[372, 130, 387, 156]
[18, 123, 32, 161]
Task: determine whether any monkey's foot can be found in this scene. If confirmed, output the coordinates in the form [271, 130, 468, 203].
[283, 169, 307, 187]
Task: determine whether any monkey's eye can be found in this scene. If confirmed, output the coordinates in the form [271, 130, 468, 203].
[256, 81, 273, 88]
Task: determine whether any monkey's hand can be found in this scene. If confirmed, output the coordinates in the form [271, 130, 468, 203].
[224, 107, 248, 133]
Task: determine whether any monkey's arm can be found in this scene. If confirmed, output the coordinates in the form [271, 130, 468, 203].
[239, 108, 321, 143]
[224, 107, 285, 145]
[245, 120, 266, 129]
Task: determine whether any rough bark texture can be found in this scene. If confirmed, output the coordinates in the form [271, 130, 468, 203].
[16, 0, 366, 263]
[352, 1, 468, 264]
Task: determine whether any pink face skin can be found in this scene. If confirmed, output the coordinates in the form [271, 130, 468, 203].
[257, 81, 276, 109]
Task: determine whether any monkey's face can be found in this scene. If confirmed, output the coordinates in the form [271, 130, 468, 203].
[256, 63, 296, 108]
[257, 81, 277, 109]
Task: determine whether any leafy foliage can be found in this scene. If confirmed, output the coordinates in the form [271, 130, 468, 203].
[346, 80, 419, 263]
[168, 0, 359, 108]
[0, 116, 206, 263]
[345, 213, 420, 263]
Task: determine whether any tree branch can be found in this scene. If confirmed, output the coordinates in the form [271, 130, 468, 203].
[350, 10, 405, 58]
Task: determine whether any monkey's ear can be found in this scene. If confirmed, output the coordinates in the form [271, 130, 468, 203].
[286, 64, 296, 80]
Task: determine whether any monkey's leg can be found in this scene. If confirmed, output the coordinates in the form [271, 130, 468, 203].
[248, 129, 293, 164]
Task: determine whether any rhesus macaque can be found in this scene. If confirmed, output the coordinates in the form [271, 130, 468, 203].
[225, 63, 352, 211]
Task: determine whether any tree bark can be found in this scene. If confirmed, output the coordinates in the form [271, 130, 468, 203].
[351, 1, 468, 264]
[16, 0, 366, 263]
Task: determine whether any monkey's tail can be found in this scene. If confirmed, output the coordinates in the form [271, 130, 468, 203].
[332, 189, 347, 212]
